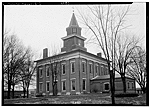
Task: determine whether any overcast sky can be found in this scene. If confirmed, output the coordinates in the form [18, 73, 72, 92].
[4, 3, 146, 60]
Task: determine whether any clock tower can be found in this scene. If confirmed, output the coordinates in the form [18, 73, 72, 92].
[61, 13, 87, 52]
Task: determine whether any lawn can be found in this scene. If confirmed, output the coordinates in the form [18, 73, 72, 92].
[3, 93, 147, 105]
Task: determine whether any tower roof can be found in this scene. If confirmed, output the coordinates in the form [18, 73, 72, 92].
[69, 13, 79, 27]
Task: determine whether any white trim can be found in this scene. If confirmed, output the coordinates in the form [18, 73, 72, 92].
[61, 79, 66, 81]
[46, 81, 50, 92]
[36, 52, 107, 67]
[49, 93, 53, 95]
[76, 92, 81, 95]
[103, 82, 110, 91]
[57, 92, 61, 95]
[39, 82, 43, 92]
[61, 34, 86, 41]
[66, 92, 70, 95]
[71, 78, 76, 91]
[62, 80, 66, 92]
[82, 78, 86, 91]
[61, 63, 66, 75]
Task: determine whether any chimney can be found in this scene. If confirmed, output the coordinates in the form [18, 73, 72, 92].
[97, 53, 101, 57]
[43, 48, 48, 59]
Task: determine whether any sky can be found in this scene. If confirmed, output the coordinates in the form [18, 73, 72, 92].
[4, 3, 146, 60]
[4, 3, 146, 89]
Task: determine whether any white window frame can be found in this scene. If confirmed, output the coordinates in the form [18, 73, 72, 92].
[127, 81, 130, 89]
[46, 81, 50, 92]
[70, 61, 75, 74]
[101, 65, 104, 75]
[46, 66, 50, 77]
[89, 62, 92, 74]
[62, 63, 66, 75]
[39, 82, 43, 92]
[82, 78, 86, 91]
[132, 82, 134, 89]
[39, 68, 43, 78]
[71, 78, 76, 91]
[61, 79, 66, 92]
[103, 82, 109, 91]
[95, 64, 98, 74]
[82, 61, 86, 73]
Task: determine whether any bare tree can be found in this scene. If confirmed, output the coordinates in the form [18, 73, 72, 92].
[48, 46, 61, 96]
[3, 33, 26, 98]
[19, 47, 37, 98]
[127, 47, 146, 93]
[113, 34, 140, 93]
[77, 5, 131, 104]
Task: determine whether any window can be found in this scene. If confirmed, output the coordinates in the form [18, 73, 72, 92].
[39, 68, 43, 78]
[39, 83, 43, 92]
[46, 67, 49, 77]
[104, 83, 109, 91]
[62, 80, 66, 91]
[127, 82, 130, 89]
[132, 82, 134, 89]
[82, 62, 85, 73]
[71, 79, 76, 91]
[83, 79, 86, 91]
[95, 65, 98, 74]
[71, 62, 75, 73]
[72, 28, 77, 33]
[89, 64, 92, 73]
[78, 39, 81, 46]
[62, 64, 66, 75]
[46, 82, 50, 92]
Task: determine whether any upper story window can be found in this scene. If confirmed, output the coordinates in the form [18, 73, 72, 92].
[46, 67, 49, 77]
[39, 68, 43, 78]
[95, 65, 98, 74]
[72, 28, 77, 33]
[71, 62, 75, 73]
[82, 62, 85, 73]
[89, 63, 92, 73]
[62, 64, 66, 75]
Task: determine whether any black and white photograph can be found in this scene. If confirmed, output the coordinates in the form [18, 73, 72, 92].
[2, 2, 147, 105]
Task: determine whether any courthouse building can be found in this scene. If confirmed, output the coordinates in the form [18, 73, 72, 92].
[35, 13, 136, 95]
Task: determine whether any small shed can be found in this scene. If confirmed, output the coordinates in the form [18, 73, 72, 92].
[90, 74, 136, 93]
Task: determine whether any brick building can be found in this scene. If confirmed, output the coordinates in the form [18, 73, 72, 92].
[35, 13, 136, 96]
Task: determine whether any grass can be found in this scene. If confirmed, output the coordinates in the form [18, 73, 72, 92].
[3, 93, 147, 105]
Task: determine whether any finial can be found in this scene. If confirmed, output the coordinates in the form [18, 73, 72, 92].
[72, 6, 74, 13]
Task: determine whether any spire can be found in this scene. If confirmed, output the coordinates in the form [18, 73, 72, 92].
[69, 13, 79, 27]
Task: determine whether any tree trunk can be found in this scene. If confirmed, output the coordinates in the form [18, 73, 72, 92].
[109, 65, 115, 104]
[27, 86, 29, 98]
[121, 75, 126, 93]
[141, 87, 146, 94]
[7, 80, 11, 99]
[12, 84, 15, 98]
[23, 88, 26, 98]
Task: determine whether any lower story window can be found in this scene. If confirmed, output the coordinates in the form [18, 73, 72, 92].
[62, 81, 66, 91]
[46, 82, 50, 92]
[83, 79, 86, 91]
[71, 79, 76, 91]
[39, 83, 43, 92]
[104, 83, 109, 91]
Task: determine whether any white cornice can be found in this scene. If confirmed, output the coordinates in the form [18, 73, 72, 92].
[61, 34, 86, 41]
